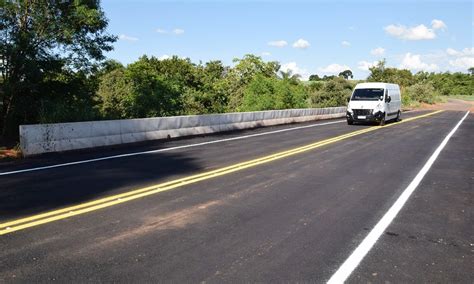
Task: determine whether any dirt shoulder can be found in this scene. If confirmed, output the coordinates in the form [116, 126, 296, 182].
[413, 98, 474, 112]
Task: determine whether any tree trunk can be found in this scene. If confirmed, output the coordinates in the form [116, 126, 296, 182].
[1, 94, 13, 137]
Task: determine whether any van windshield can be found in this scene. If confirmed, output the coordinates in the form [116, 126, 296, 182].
[351, 88, 384, 101]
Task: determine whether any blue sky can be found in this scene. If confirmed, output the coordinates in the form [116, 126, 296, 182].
[102, 0, 473, 79]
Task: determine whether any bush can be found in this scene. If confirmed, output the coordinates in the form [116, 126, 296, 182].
[306, 81, 324, 92]
[182, 87, 228, 115]
[95, 69, 134, 119]
[38, 71, 100, 124]
[96, 64, 182, 119]
[240, 75, 307, 111]
[404, 82, 440, 105]
[240, 75, 280, 111]
[309, 77, 353, 108]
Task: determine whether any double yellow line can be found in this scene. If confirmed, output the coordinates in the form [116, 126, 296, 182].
[0, 110, 443, 236]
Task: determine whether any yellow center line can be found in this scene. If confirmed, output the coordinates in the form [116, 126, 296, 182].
[0, 110, 443, 235]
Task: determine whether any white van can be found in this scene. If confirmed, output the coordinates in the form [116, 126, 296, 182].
[346, 82, 402, 125]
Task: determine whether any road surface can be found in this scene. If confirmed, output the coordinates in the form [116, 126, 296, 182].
[0, 110, 472, 282]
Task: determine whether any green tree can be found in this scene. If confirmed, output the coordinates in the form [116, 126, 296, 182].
[309, 77, 353, 108]
[338, 69, 353, 79]
[126, 57, 182, 117]
[202, 60, 225, 82]
[241, 74, 306, 111]
[279, 70, 301, 85]
[468, 67, 474, 76]
[38, 68, 100, 124]
[226, 54, 280, 111]
[96, 59, 124, 77]
[0, 0, 116, 136]
[150, 55, 199, 91]
[322, 75, 336, 81]
[368, 60, 413, 87]
[404, 82, 439, 105]
[240, 75, 278, 111]
[422, 72, 472, 97]
[309, 74, 321, 81]
[95, 68, 134, 119]
[182, 60, 229, 114]
[276, 79, 306, 109]
[96, 56, 183, 119]
[232, 54, 279, 84]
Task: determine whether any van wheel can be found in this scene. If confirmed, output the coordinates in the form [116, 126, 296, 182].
[396, 111, 401, 122]
[347, 119, 353, 125]
[379, 116, 386, 126]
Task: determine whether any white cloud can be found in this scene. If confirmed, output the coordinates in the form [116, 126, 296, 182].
[292, 38, 310, 49]
[158, 54, 170, 60]
[461, 47, 474, 55]
[357, 60, 378, 71]
[341, 41, 351, 47]
[446, 48, 459, 56]
[371, 47, 385, 56]
[445, 48, 474, 70]
[173, 28, 185, 35]
[268, 40, 288, 47]
[449, 57, 474, 69]
[157, 28, 185, 35]
[431, 19, 447, 30]
[318, 63, 351, 74]
[261, 52, 271, 56]
[280, 62, 308, 79]
[446, 47, 474, 57]
[398, 47, 474, 72]
[119, 34, 138, 41]
[348, 26, 356, 30]
[399, 53, 438, 71]
[384, 24, 436, 40]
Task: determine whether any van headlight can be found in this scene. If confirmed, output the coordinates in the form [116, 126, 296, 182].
[374, 103, 382, 112]
[347, 107, 353, 113]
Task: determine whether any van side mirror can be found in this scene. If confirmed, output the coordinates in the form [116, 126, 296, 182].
[386, 96, 392, 103]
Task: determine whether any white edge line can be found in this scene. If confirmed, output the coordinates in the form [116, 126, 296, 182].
[327, 111, 469, 284]
[0, 120, 345, 176]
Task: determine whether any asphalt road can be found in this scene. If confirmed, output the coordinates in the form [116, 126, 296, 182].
[0, 110, 472, 283]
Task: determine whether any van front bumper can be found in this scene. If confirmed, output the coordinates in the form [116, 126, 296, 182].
[346, 111, 384, 122]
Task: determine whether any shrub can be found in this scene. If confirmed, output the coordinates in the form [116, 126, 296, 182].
[309, 77, 352, 108]
[404, 82, 439, 105]
[38, 71, 100, 124]
[240, 75, 279, 111]
[95, 69, 134, 119]
[240, 75, 307, 111]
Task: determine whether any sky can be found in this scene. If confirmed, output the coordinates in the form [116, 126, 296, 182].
[102, 0, 474, 80]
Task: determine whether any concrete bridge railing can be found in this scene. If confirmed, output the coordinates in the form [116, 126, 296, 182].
[19, 106, 346, 156]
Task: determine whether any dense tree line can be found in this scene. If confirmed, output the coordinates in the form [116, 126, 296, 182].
[95, 55, 311, 119]
[366, 60, 473, 105]
[1, 1, 472, 142]
[94, 56, 472, 120]
[1, 0, 115, 137]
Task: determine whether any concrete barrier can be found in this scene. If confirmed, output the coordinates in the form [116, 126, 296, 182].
[19, 107, 346, 156]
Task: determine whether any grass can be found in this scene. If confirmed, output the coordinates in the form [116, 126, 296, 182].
[444, 94, 474, 101]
